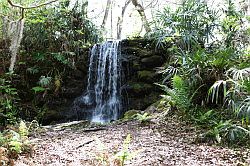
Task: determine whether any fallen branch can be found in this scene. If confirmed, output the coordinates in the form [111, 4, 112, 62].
[76, 140, 94, 149]
[82, 127, 107, 132]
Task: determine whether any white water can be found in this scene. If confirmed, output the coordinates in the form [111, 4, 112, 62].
[85, 40, 122, 123]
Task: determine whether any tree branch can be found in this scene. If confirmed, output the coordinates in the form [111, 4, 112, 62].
[7, 0, 59, 20]
[7, 0, 59, 10]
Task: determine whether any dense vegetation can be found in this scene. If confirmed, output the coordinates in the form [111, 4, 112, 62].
[0, 0, 249, 164]
[149, 0, 250, 145]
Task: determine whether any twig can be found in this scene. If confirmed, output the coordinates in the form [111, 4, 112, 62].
[76, 140, 94, 149]
[82, 127, 106, 132]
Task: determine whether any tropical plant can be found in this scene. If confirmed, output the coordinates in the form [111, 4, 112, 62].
[208, 67, 250, 119]
[150, 0, 218, 50]
[204, 120, 250, 144]
[0, 76, 19, 125]
[151, 0, 250, 145]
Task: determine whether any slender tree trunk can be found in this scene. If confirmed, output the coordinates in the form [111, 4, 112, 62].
[117, 0, 131, 39]
[131, 0, 151, 33]
[9, 19, 24, 72]
[101, 0, 112, 29]
[6, 0, 59, 72]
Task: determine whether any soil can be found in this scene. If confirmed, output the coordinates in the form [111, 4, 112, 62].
[15, 115, 250, 166]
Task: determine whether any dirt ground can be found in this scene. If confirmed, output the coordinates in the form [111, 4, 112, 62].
[15, 115, 250, 166]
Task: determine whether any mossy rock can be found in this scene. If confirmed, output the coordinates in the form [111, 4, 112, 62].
[155, 98, 172, 112]
[127, 92, 160, 110]
[141, 55, 164, 68]
[137, 70, 156, 82]
[137, 49, 154, 58]
[132, 61, 141, 71]
[122, 47, 141, 55]
[128, 82, 153, 96]
[123, 110, 141, 120]
[121, 38, 152, 48]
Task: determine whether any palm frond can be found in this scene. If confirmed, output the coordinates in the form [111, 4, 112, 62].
[238, 96, 250, 118]
[208, 80, 227, 104]
[227, 67, 250, 81]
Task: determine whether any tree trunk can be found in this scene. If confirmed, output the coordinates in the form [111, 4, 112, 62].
[117, 0, 131, 39]
[131, 0, 151, 33]
[9, 19, 24, 72]
[101, 0, 112, 29]
[6, 0, 59, 72]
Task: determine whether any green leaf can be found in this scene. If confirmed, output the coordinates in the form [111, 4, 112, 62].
[32, 86, 45, 93]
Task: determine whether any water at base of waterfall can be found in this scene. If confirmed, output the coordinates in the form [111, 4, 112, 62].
[73, 40, 122, 123]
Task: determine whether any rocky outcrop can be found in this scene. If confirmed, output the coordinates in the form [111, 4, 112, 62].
[43, 38, 169, 124]
[121, 38, 168, 110]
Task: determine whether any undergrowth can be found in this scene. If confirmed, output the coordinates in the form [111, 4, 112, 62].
[0, 120, 33, 165]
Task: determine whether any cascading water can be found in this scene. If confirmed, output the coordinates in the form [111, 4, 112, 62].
[73, 40, 123, 123]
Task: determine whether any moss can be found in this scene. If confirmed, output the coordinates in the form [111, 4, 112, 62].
[137, 50, 153, 58]
[130, 83, 153, 94]
[141, 55, 164, 67]
[133, 61, 141, 70]
[123, 110, 140, 120]
[121, 38, 153, 48]
[138, 70, 155, 82]
[155, 98, 171, 112]
[122, 47, 141, 55]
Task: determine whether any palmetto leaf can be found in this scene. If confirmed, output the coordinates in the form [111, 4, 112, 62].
[238, 96, 250, 118]
[227, 67, 250, 81]
[208, 80, 227, 104]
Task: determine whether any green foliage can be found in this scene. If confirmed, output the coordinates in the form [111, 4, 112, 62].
[0, 121, 32, 164]
[114, 134, 138, 166]
[31, 86, 45, 93]
[123, 110, 139, 121]
[171, 75, 191, 112]
[19, 120, 29, 138]
[208, 80, 227, 104]
[204, 120, 250, 145]
[95, 134, 139, 166]
[38, 76, 52, 88]
[135, 113, 151, 124]
[23, 0, 102, 54]
[0, 77, 19, 125]
[208, 67, 250, 119]
[150, 0, 218, 50]
[158, 75, 191, 112]
[193, 109, 215, 126]
[151, 0, 250, 145]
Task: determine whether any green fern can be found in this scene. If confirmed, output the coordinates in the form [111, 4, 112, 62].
[135, 113, 151, 124]
[19, 120, 28, 138]
[171, 75, 191, 112]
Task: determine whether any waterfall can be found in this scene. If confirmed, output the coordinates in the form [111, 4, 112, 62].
[73, 40, 122, 123]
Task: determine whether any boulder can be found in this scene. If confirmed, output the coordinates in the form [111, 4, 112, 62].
[141, 55, 164, 68]
[123, 109, 141, 120]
